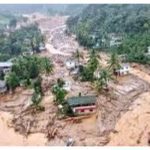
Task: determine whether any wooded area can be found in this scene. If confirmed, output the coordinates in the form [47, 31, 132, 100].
[67, 4, 150, 64]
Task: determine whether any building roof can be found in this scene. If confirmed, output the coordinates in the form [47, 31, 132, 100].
[67, 96, 96, 107]
[0, 62, 12, 68]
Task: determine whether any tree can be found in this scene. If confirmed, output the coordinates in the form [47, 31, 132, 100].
[0, 23, 45, 59]
[67, 4, 150, 56]
[95, 68, 113, 92]
[107, 52, 121, 74]
[88, 49, 99, 72]
[80, 49, 99, 82]
[52, 84, 67, 104]
[12, 56, 53, 82]
[5, 72, 19, 92]
[80, 66, 94, 81]
[52, 78, 67, 104]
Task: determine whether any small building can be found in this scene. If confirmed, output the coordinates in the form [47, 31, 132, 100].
[67, 96, 96, 115]
[0, 62, 12, 74]
[65, 60, 76, 70]
[115, 63, 130, 76]
[0, 80, 7, 93]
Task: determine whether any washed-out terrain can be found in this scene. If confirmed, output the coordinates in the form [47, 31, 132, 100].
[0, 13, 150, 146]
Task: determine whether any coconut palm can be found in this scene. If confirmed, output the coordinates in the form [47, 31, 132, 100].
[87, 49, 99, 73]
[95, 68, 113, 92]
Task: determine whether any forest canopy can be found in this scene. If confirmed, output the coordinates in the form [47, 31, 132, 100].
[67, 4, 150, 64]
[0, 24, 44, 61]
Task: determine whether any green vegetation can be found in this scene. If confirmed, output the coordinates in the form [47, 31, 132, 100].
[52, 78, 67, 105]
[12, 56, 53, 82]
[81, 49, 99, 81]
[67, 4, 150, 64]
[94, 68, 113, 92]
[107, 52, 121, 73]
[5, 55, 53, 92]
[31, 77, 43, 108]
[116, 32, 150, 64]
[79, 50, 121, 92]
[52, 78, 74, 117]
[0, 24, 44, 61]
[5, 72, 19, 92]
[4, 55, 53, 110]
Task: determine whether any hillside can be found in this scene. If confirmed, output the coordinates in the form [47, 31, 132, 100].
[67, 4, 150, 64]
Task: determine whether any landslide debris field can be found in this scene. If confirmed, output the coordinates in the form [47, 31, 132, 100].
[1, 14, 150, 146]
[0, 73, 150, 146]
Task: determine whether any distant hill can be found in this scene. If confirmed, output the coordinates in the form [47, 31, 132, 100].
[67, 4, 150, 48]
[67, 4, 150, 65]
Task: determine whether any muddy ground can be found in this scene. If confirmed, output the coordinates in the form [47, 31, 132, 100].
[0, 73, 149, 146]
[1, 14, 150, 146]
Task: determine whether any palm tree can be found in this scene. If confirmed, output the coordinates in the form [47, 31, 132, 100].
[107, 52, 121, 74]
[87, 49, 99, 73]
[95, 68, 113, 92]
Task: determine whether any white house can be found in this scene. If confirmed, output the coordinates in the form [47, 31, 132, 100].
[115, 63, 130, 76]
[65, 60, 76, 70]
[0, 80, 7, 93]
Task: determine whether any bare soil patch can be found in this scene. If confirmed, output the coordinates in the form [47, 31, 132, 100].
[96, 74, 150, 138]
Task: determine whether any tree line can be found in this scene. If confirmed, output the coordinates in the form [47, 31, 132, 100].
[67, 4, 150, 64]
[0, 23, 45, 61]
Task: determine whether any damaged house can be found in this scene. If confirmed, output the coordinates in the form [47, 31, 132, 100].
[67, 95, 96, 115]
